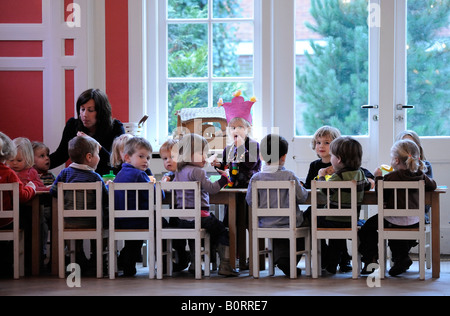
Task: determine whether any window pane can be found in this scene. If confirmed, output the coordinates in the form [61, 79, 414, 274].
[295, 0, 369, 136]
[213, 82, 253, 103]
[168, 82, 208, 133]
[213, 0, 254, 19]
[406, 0, 450, 136]
[168, 23, 208, 78]
[168, 0, 208, 19]
[213, 22, 254, 77]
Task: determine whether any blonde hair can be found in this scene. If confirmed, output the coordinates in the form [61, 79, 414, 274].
[159, 138, 179, 155]
[0, 132, 16, 163]
[311, 126, 341, 151]
[396, 130, 426, 160]
[13, 137, 35, 168]
[110, 134, 133, 168]
[391, 139, 424, 173]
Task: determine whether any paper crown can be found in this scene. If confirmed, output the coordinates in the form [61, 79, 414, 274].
[217, 90, 257, 124]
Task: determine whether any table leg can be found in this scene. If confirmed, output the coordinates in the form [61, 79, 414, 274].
[431, 192, 440, 278]
[228, 194, 236, 269]
[51, 197, 58, 275]
[31, 196, 40, 276]
[236, 193, 248, 270]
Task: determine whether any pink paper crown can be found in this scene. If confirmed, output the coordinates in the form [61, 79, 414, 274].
[217, 90, 257, 124]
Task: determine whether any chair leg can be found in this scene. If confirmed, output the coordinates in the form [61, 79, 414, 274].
[109, 239, 116, 279]
[290, 238, 296, 279]
[204, 236, 210, 277]
[96, 238, 102, 278]
[252, 235, 260, 278]
[351, 238, 359, 279]
[305, 234, 311, 276]
[142, 240, 148, 267]
[195, 238, 201, 280]
[312, 237, 319, 279]
[268, 239, 274, 276]
[379, 238, 386, 279]
[148, 237, 155, 279]
[156, 237, 163, 279]
[419, 240, 425, 280]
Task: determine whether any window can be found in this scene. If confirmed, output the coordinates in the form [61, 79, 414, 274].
[295, 0, 369, 136]
[161, 0, 258, 137]
[406, 0, 450, 136]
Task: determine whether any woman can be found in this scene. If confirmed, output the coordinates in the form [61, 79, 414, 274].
[50, 89, 125, 176]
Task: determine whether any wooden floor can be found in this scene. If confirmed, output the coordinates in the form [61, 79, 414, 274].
[1, 257, 449, 297]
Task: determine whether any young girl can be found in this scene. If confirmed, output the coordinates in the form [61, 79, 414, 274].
[174, 133, 238, 276]
[0, 132, 36, 229]
[8, 138, 46, 191]
[110, 133, 133, 175]
[317, 136, 371, 274]
[359, 139, 437, 276]
[213, 91, 261, 188]
[396, 130, 433, 223]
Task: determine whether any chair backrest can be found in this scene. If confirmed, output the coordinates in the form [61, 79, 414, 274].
[311, 180, 358, 231]
[108, 181, 154, 230]
[57, 181, 103, 230]
[251, 180, 297, 231]
[0, 182, 19, 232]
[156, 181, 201, 232]
[377, 180, 425, 230]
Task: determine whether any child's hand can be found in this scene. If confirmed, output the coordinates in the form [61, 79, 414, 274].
[105, 179, 113, 186]
[234, 134, 245, 148]
[215, 168, 228, 178]
[318, 166, 334, 177]
[26, 181, 36, 192]
[77, 131, 87, 137]
[161, 175, 172, 182]
[373, 168, 382, 178]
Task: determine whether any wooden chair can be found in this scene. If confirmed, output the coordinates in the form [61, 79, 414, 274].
[251, 180, 310, 279]
[377, 180, 427, 280]
[0, 183, 24, 279]
[57, 182, 107, 278]
[108, 182, 155, 279]
[155, 181, 210, 280]
[311, 180, 360, 279]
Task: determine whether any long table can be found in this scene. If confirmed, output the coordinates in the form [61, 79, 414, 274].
[30, 187, 445, 278]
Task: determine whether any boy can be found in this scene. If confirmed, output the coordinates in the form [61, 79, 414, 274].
[317, 136, 371, 274]
[50, 135, 108, 271]
[113, 137, 153, 276]
[246, 134, 308, 277]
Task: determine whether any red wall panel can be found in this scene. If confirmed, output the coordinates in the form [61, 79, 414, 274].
[0, 41, 43, 57]
[105, 0, 129, 123]
[0, 71, 43, 141]
[0, 0, 42, 23]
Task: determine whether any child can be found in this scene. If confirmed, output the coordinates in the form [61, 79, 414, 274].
[32, 141, 56, 265]
[0, 132, 36, 277]
[110, 133, 133, 175]
[173, 133, 238, 276]
[8, 137, 46, 191]
[160, 138, 179, 182]
[32, 141, 56, 188]
[50, 135, 108, 272]
[304, 126, 341, 189]
[213, 91, 261, 230]
[358, 139, 437, 276]
[317, 136, 371, 274]
[213, 90, 261, 188]
[396, 130, 433, 223]
[159, 138, 190, 272]
[246, 134, 308, 277]
[113, 136, 154, 276]
[0, 132, 36, 229]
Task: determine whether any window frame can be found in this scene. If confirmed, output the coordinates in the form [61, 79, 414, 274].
[146, 0, 262, 146]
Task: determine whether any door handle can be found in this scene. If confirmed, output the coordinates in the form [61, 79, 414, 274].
[397, 104, 415, 110]
[361, 105, 379, 109]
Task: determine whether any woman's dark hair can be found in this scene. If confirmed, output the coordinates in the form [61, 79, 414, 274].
[76, 89, 113, 134]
